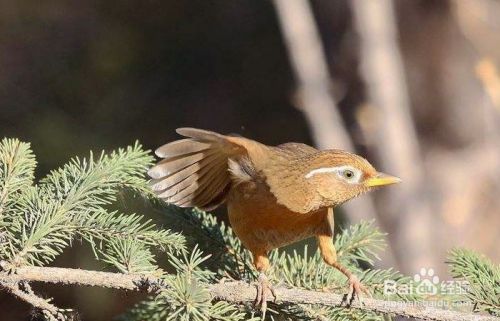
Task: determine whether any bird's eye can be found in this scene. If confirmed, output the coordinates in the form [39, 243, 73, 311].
[343, 170, 354, 179]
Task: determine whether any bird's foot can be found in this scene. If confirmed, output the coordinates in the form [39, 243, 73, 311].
[341, 274, 370, 307]
[254, 272, 276, 319]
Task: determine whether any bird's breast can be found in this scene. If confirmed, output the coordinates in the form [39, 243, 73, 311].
[227, 179, 327, 252]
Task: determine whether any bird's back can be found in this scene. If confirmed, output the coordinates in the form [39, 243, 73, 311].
[148, 128, 321, 213]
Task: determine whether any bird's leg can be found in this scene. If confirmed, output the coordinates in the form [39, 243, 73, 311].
[317, 233, 369, 306]
[253, 252, 276, 319]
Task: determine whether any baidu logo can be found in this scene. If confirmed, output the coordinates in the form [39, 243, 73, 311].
[383, 266, 469, 299]
[413, 268, 440, 295]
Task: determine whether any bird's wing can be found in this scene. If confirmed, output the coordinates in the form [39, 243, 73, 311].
[148, 127, 262, 211]
[259, 143, 319, 214]
[149, 128, 318, 214]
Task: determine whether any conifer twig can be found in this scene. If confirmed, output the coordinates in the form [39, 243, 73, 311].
[0, 281, 64, 320]
[0, 265, 497, 321]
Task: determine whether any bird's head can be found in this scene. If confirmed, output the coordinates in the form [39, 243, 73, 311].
[303, 150, 401, 206]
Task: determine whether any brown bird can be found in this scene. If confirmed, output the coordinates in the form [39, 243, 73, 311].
[148, 128, 400, 316]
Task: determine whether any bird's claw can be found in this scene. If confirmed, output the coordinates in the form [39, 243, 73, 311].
[341, 275, 370, 307]
[254, 273, 276, 319]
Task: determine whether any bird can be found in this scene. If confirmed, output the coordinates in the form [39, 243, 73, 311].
[148, 128, 400, 317]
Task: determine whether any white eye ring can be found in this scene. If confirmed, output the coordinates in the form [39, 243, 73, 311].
[342, 169, 355, 179]
[305, 165, 362, 184]
[336, 166, 362, 183]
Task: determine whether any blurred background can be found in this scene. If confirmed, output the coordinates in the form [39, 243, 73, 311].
[0, 0, 499, 320]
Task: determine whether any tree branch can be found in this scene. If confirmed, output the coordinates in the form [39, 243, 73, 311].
[0, 280, 65, 321]
[1, 265, 497, 321]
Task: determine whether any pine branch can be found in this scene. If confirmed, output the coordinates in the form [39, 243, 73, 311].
[334, 220, 386, 266]
[1, 140, 495, 321]
[0, 138, 36, 217]
[0, 140, 186, 270]
[101, 238, 159, 274]
[0, 265, 497, 321]
[0, 281, 66, 321]
[447, 248, 500, 316]
[155, 208, 419, 320]
[77, 209, 183, 253]
[164, 206, 256, 280]
[0, 139, 37, 259]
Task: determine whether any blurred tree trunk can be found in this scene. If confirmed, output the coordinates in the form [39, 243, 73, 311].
[275, 0, 500, 275]
[350, 0, 435, 273]
[396, 0, 500, 273]
[272, 0, 398, 267]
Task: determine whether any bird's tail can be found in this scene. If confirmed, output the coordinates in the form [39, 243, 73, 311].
[148, 128, 239, 211]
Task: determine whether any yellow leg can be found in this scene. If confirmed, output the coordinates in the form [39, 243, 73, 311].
[252, 251, 275, 319]
[316, 213, 369, 306]
[254, 252, 270, 272]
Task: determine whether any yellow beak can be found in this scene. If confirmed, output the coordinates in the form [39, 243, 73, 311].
[364, 172, 401, 188]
